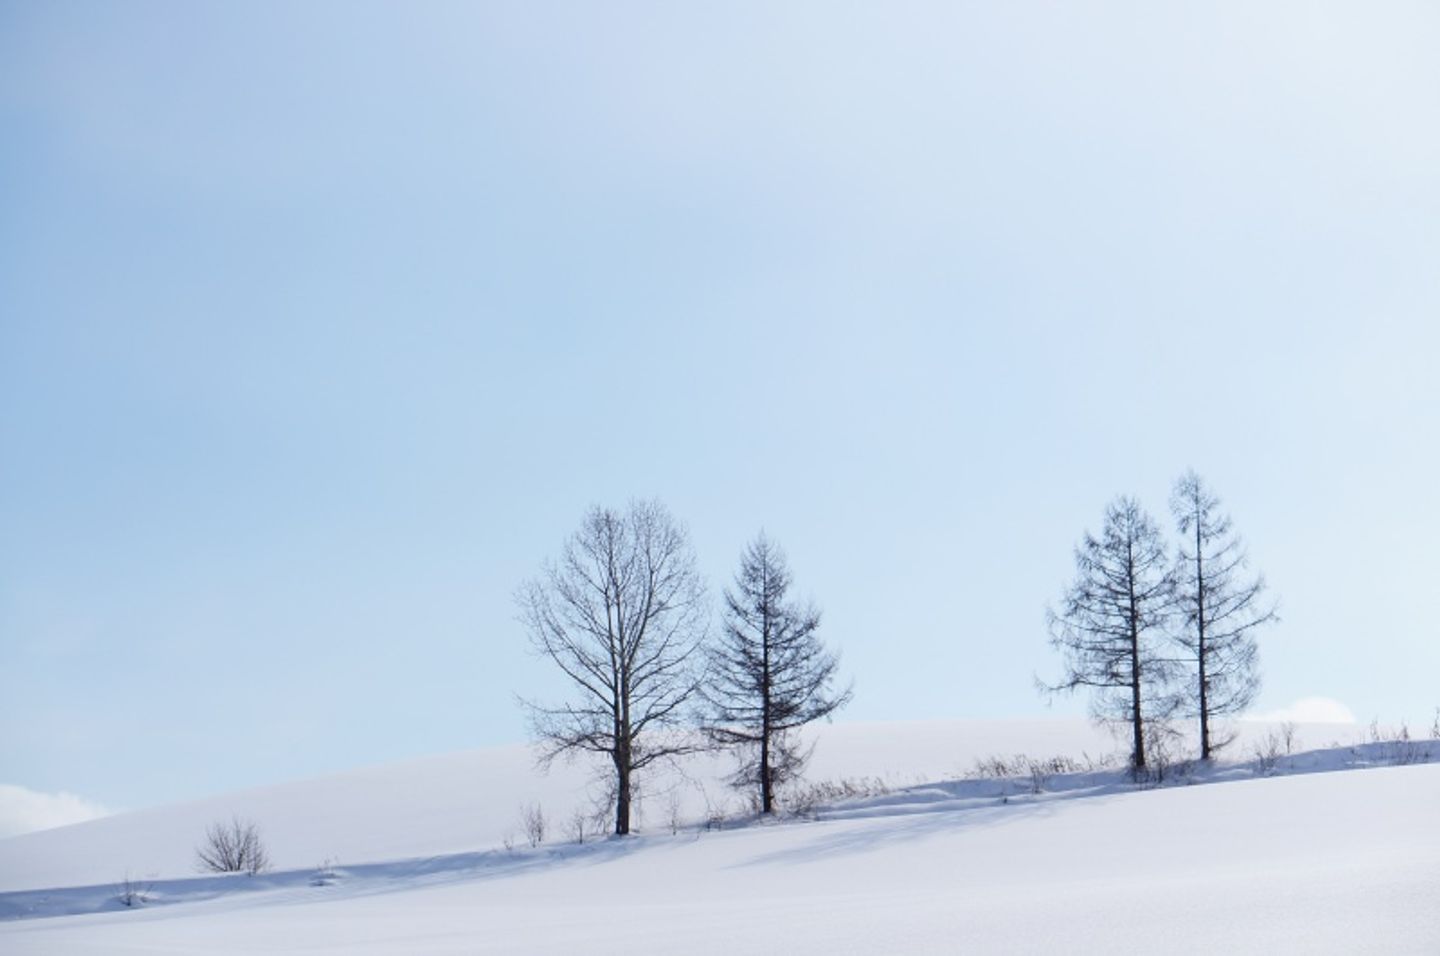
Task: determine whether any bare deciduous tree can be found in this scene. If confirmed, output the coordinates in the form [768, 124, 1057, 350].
[518, 500, 707, 836]
[1044, 497, 1178, 773]
[195, 816, 270, 875]
[701, 533, 851, 814]
[1171, 470, 1277, 759]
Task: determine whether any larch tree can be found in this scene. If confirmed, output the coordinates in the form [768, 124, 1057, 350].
[1045, 496, 1178, 772]
[517, 500, 708, 836]
[1170, 470, 1277, 759]
[701, 533, 851, 814]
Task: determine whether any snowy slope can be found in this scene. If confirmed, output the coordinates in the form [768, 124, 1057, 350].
[0, 718, 1128, 893]
[3, 719, 1433, 954]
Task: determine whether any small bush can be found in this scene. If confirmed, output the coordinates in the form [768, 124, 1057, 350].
[1251, 730, 1286, 776]
[970, 753, 1092, 781]
[666, 792, 683, 835]
[1380, 722, 1432, 766]
[567, 807, 591, 845]
[196, 817, 269, 875]
[970, 754, 1023, 779]
[310, 858, 339, 887]
[116, 871, 154, 907]
[702, 796, 736, 831]
[520, 803, 547, 848]
[785, 777, 890, 817]
[1356, 720, 1435, 766]
[1025, 755, 1090, 792]
[969, 753, 1107, 791]
[1135, 723, 1189, 787]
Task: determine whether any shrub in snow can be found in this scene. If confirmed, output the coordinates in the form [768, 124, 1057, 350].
[567, 808, 590, 845]
[1381, 723, 1432, 766]
[969, 753, 1113, 793]
[666, 792, 683, 835]
[1251, 730, 1288, 776]
[115, 871, 154, 907]
[784, 777, 890, 818]
[195, 816, 270, 875]
[1135, 722, 1191, 787]
[520, 803, 547, 848]
[310, 858, 339, 886]
[702, 796, 737, 831]
[1358, 719, 1434, 766]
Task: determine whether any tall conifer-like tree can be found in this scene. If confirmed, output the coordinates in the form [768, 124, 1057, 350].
[1045, 497, 1178, 772]
[1171, 471, 1277, 759]
[702, 534, 851, 813]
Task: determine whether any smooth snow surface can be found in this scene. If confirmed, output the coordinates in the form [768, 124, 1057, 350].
[0, 719, 1124, 892]
[3, 720, 1435, 954]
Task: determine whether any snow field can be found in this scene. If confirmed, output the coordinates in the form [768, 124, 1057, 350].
[2, 719, 1435, 953]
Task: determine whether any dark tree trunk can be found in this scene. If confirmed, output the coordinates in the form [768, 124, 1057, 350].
[759, 728, 772, 814]
[1128, 545, 1146, 771]
[615, 769, 630, 835]
[613, 712, 632, 835]
[1130, 617, 1146, 770]
[614, 743, 631, 836]
[760, 597, 773, 814]
[1196, 517, 1211, 760]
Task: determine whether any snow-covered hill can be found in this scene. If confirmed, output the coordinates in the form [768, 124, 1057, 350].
[3, 719, 1435, 954]
[0, 718, 1128, 893]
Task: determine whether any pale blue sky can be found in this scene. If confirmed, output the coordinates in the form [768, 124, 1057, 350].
[2, 1, 1437, 813]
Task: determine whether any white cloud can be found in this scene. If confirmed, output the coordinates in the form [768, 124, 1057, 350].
[1250, 697, 1358, 724]
[0, 784, 111, 839]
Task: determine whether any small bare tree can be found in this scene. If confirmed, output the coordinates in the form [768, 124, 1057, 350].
[666, 791, 683, 835]
[518, 500, 708, 836]
[520, 803, 547, 847]
[1252, 729, 1286, 775]
[568, 807, 590, 844]
[196, 816, 270, 875]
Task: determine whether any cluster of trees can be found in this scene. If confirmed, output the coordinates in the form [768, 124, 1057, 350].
[517, 500, 851, 836]
[520, 473, 1276, 834]
[1044, 471, 1278, 771]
